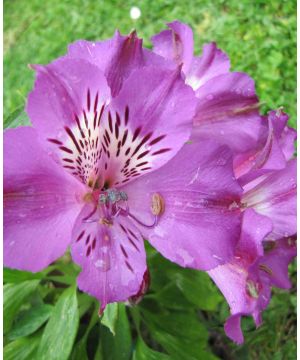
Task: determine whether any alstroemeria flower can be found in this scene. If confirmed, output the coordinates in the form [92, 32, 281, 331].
[242, 160, 296, 240]
[234, 109, 296, 184]
[208, 134, 296, 343]
[4, 30, 243, 311]
[152, 20, 263, 154]
[209, 209, 296, 344]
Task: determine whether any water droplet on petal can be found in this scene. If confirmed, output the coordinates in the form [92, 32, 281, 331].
[228, 201, 240, 210]
[206, 94, 214, 101]
[95, 259, 109, 271]
[216, 157, 226, 165]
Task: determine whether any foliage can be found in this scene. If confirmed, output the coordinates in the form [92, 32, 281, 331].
[3, 0, 296, 359]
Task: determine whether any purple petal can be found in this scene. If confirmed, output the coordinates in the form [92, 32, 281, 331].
[279, 126, 296, 160]
[186, 42, 230, 91]
[68, 30, 170, 97]
[192, 72, 262, 154]
[234, 114, 287, 184]
[243, 160, 296, 239]
[71, 203, 146, 311]
[99, 65, 197, 186]
[4, 127, 86, 272]
[267, 110, 296, 161]
[259, 236, 296, 289]
[151, 21, 194, 74]
[224, 314, 244, 344]
[208, 209, 273, 343]
[27, 58, 111, 185]
[122, 140, 242, 270]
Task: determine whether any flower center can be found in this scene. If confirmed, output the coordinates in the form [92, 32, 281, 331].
[83, 188, 164, 229]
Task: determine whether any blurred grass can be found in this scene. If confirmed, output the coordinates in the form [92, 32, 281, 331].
[4, 0, 296, 128]
[4, 1, 296, 359]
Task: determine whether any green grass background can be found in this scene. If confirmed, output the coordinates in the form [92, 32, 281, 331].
[4, 1, 296, 359]
[4, 0, 296, 127]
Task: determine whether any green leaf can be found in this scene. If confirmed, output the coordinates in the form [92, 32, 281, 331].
[101, 303, 132, 360]
[151, 283, 193, 310]
[4, 107, 30, 129]
[4, 268, 45, 284]
[147, 249, 221, 310]
[133, 337, 171, 360]
[4, 333, 41, 360]
[141, 307, 216, 360]
[71, 305, 99, 360]
[143, 309, 208, 343]
[101, 303, 118, 335]
[151, 332, 216, 360]
[36, 286, 79, 360]
[174, 270, 222, 311]
[77, 293, 94, 318]
[8, 304, 53, 340]
[4, 280, 39, 334]
[71, 337, 89, 360]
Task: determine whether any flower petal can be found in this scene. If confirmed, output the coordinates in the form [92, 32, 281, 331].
[71, 203, 147, 311]
[4, 127, 86, 272]
[234, 113, 287, 184]
[68, 30, 169, 97]
[267, 110, 296, 161]
[259, 236, 296, 289]
[192, 72, 262, 154]
[224, 314, 244, 345]
[122, 140, 242, 270]
[151, 21, 194, 74]
[243, 160, 296, 239]
[208, 209, 273, 343]
[186, 42, 230, 91]
[27, 58, 111, 185]
[98, 65, 197, 187]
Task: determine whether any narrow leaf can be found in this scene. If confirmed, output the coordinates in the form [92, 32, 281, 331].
[4, 333, 41, 360]
[4, 280, 39, 334]
[101, 303, 118, 335]
[8, 304, 53, 340]
[133, 337, 171, 360]
[36, 286, 79, 360]
[4, 107, 30, 129]
[4, 266, 53, 283]
[101, 303, 132, 360]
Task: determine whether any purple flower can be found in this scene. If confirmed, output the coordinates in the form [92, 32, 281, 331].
[209, 120, 296, 343]
[234, 109, 296, 184]
[4, 30, 242, 312]
[152, 21, 263, 154]
[209, 209, 296, 344]
[153, 21, 296, 343]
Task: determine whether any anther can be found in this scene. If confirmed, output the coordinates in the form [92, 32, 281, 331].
[151, 193, 165, 216]
[246, 279, 260, 299]
[259, 264, 273, 276]
[99, 218, 113, 227]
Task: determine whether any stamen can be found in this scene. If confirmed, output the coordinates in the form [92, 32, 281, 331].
[83, 189, 163, 229]
[83, 218, 98, 223]
[246, 279, 260, 299]
[127, 211, 158, 229]
[259, 264, 273, 276]
[99, 218, 113, 227]
[151, 193, 165, 216]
